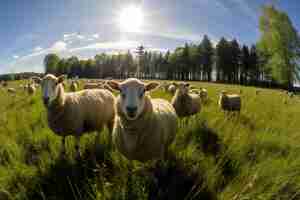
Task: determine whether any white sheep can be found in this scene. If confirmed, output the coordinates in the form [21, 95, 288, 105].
[168, 84, 176, 95]
[7, 88, 16, 94]
[83, 82, 104, 89]
[27, 83, 36, 95]
[199, 88, 208, 103]
[38, 74, 116, 158]
[108, 78, 178, 162]
[171, 82, 201, 118]
[218, 90, 241, 112]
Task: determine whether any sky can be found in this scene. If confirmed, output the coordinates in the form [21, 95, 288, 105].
[0, 0, 300, 74]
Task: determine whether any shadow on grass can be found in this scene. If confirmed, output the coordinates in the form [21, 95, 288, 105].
[26, 143, 113, 200]
[133, 156, 217, 200]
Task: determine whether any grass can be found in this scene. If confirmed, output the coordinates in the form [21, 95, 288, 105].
[0, 80, 300, 200]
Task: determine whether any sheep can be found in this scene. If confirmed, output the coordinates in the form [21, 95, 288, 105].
[70, 81, 78, 92]
[7, 88, 16, 94]
[199, 88, 208, 103]
[83, 82, 103, 89]
[160, 82, 170, 92]
[168, 84, 176, 95]
[107, 78, 177, 162]
[37, 74, 116, 158]
[27, 83, 36, 95]
[287, 92, 294, 98]
[2, 81, 8, 87]
[218, 90, 241, 112]
[171, 82, 201, 118]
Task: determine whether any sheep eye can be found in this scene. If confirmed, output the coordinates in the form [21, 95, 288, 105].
[139, 89, 145, 98]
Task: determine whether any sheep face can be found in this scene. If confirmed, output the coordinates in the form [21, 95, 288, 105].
[108, 78, 159, 120]
[41, 74, 66, 106]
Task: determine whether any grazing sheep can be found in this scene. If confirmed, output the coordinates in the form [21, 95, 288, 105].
[171, 82, 201, 118]
[218, 90, 241, 112]
[38, 74, 115, 158]
[108, 78, 177, 162]
[168, 84, 176, 95]
[7, 88, 16, 94]
[70, 81, 78, 92]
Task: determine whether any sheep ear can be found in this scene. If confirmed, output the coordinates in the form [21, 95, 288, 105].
[145, 82, 159, 91]
[58, 75, 67, 83]
[185, 83, 190, 87]
[107, 80, 120, 91]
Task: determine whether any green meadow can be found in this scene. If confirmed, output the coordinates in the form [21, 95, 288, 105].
[0, 80, 300, 200]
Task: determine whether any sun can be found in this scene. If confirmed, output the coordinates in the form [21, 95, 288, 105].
[119, 5, 144, 32]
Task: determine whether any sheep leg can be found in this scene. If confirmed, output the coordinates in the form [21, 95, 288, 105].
[75, 136, 81, 160]
[107, 121, 114, 148]
[61, 136, 66, 158]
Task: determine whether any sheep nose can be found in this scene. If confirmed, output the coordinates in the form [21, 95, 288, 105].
[126, 106, 137, 115]
[43, 97, 49, 105]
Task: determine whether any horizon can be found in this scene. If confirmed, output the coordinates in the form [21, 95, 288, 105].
[1, 0, 300, 75]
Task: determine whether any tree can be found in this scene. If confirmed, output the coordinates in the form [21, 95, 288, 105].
[216, 37, 229, 82]
[44, 54, 60, 74]
[135, 45, 145, 78]
[201, 35, 214, 81]
[258, 5, 300, 90]
[229, 39, 241, 83]
[240, 45, 250, 85]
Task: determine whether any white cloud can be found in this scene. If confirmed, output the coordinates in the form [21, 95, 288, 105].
[92, 34, 99, 39]
[63, 33, 77, 41]
[13, 55, 19, 59]
[50, 41, 67, 52]
[18, 41, 67, 60]
[69, 40, 139, 52]
[33, 46, 43, 52]
[77, 34, 85, 40]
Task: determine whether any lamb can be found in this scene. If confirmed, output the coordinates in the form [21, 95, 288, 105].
[171, 82, 201, 118]
[37, 74, 115, 158]
[218, 90, 241, 112]
[107, 78, 178, 162]
[70, 81, 78, 92]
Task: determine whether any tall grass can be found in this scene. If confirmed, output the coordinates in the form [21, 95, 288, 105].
[0, 80, 299, 200]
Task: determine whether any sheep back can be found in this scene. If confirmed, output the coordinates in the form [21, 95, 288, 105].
[47, 89, 115, 137]
[171, 93, 201, 118]
[219, 94, 241, 111]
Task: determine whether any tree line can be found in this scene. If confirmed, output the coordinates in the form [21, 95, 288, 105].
[44, 36, 269, 86]
[43, 5, 299, 89]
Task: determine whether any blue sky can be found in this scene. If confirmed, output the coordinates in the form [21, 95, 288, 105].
[0, 0, 299, 74]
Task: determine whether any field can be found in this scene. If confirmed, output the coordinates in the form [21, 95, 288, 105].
[0, 80, 300, 200]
